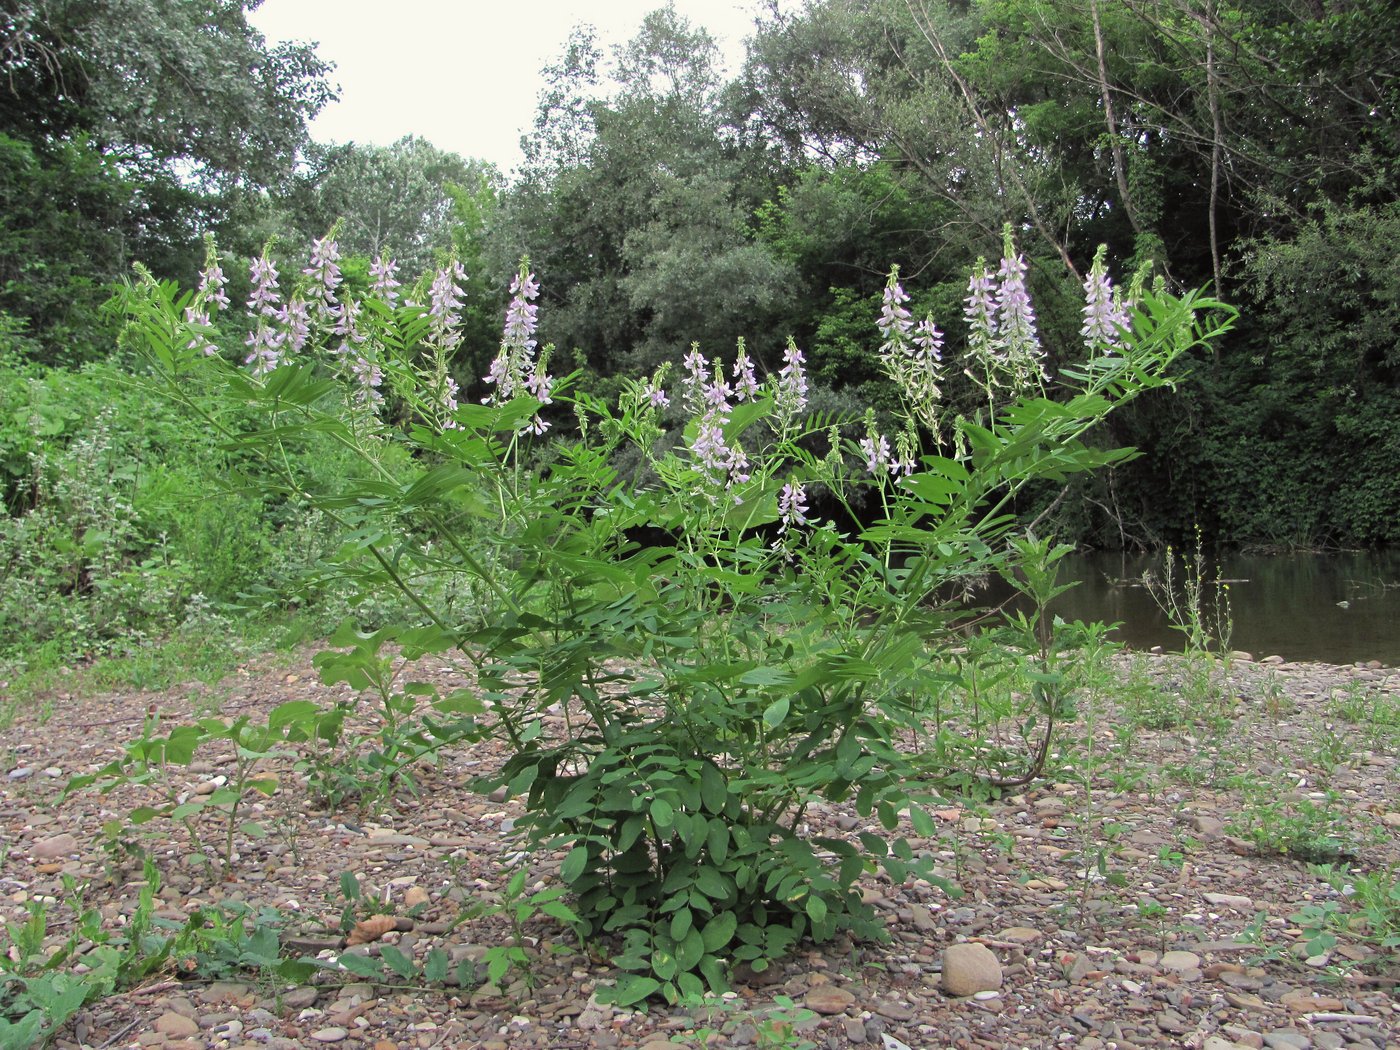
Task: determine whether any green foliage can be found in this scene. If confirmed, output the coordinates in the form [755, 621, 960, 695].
[0, 0, 336, 359]
[1229, 788, 1360, 864]
[0, 864, 320, 1047]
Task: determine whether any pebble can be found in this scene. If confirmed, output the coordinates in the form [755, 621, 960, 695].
[154, 1012, 200, 1038]
[1263, 1032, 1311, 1049]
[805, 985, 855, 1015]
[1160, 950, 1202, 972]
[310, 1027, 349, 1042]
[940, 943, 1002, 997]
[31, 832, 78, 859]
[6, 767, 33, 781]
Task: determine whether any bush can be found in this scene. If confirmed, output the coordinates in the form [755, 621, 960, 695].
[115, 230, 1231, 1002]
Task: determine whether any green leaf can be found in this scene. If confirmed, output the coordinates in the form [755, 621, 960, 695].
[699, 763, 727, 813]
[268, 700, 320, 731]
[649, 797, 675, 828]
[805, 895, 828, 925]
[761, 697, 790, 729]
[335, 951, 383, 979]
[423, 947, 449, 984]
[610, 975, 662, 1007]
[706, 821, 729, 865]
[675, 927, 705, 972]
[670, 907, 694, 942]
[909, 806, 935, 838]
[693, 866, 730, 900]
[700, 911, 737, 952]
[380, 945, 417, 980]
[560, 846, 589, 886]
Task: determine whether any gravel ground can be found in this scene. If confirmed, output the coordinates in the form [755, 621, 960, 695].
[3, 648, 1398, 1050]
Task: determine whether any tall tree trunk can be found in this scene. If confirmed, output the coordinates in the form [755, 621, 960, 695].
[1090, 0, 1142, 235]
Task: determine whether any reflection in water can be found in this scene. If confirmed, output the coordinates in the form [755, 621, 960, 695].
[975, 550, 1400, 666]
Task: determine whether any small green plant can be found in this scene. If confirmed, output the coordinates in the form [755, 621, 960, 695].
[0, 860, 300, 1047]
[302, 621, 487, 810]
[64, 704, 310, 878]
[452, 866, 580, 991]
[1140, 527, 1233, 657]
[1229, 789, 1358, 864]
[1294, 864, 1400, 964]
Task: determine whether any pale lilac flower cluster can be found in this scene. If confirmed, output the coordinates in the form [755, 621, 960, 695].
[877, 268, 945, 428]
[731, 339, 760, 402]
[303, 235, 343, 323]
[276, 297, 311, 357]
[777, 481, 809, 534]
[774, 339, 808, 421]
[185, 238, 230, 356]
[877, 270, 914, 355]
[682, 347, 750, 495]
[959, 227, 1049, 396]
[369, 255, 401, 307]
[483, 265, 553, 435]
[329, 296, 382, 408]
[963, 259, 999, 362]
[859, 432, 893, 475]
[644, 381, 670, 410]
[428, 260, 469, 350]
[244, 252, 285, 375]
[994, 232, 1046, 388]
[1080, 245, 1131, 351]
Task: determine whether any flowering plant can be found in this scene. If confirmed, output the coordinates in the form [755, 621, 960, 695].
[115, 230, 1231, 1003]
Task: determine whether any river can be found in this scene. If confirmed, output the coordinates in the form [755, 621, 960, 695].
[974, 549, 1400, 666]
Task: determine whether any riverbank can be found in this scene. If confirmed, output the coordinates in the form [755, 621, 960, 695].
[2, 649, 1397, 1049]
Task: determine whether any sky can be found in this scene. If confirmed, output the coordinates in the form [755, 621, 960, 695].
[246, 0, 776, 176]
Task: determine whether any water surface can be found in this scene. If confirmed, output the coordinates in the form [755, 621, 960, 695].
[976, 550, 1400, 666]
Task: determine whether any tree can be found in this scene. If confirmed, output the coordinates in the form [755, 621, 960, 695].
[0, 0, 334, 357]
[499, 6, 794, 380]
[286, 137, 500, 279]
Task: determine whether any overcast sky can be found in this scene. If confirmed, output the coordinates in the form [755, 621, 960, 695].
[247, 0, 776, 175]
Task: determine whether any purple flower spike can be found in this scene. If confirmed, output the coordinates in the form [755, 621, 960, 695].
[778, 481, 809, 534]
[247, 254, 280, 317]
[776, 339, 808, 417]
[1081, 245, 1130, 352]
[878, 267, 914, 356]
[369, 255, 401, 307]
[732, 339, 760, 402]
[996, 250, 1039, 359]
[303, 234, 343, 321]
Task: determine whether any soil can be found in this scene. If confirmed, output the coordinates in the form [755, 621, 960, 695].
[3, 649, 1398, 1050]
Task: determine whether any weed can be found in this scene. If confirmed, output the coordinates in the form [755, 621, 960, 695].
[1228, 788, 1360, 864]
